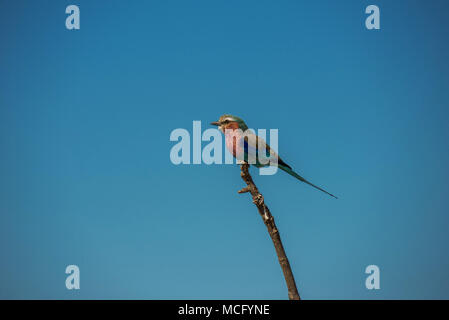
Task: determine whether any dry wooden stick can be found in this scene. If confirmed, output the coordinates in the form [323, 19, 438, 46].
[238, 162, 300, 300]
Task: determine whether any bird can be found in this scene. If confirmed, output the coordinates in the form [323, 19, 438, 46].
[211, 114, 337, 199]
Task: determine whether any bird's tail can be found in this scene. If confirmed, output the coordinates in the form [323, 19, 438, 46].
[279, 165, 338, 199]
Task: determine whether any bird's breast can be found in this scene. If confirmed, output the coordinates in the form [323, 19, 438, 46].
[224, 130, 244, 157]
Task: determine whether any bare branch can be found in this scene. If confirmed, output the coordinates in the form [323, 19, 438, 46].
[238, 163, 300, 300]
[238, 186, 251, 194]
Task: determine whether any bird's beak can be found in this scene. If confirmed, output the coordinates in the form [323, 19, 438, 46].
[210, 121, 220, 126]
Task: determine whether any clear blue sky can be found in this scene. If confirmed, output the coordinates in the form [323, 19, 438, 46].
[1, 0, 449, 299]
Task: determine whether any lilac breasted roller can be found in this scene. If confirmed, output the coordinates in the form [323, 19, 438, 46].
[211, 114, 337, 199]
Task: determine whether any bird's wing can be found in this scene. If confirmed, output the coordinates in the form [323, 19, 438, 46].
[242, 133, 281, 166]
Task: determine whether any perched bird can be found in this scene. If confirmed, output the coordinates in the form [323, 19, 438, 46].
[211, 114, 337, 199]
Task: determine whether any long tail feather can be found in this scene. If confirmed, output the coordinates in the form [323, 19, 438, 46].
[279, 165, 338, 199]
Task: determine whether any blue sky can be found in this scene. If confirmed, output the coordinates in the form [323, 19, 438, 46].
[1, 0, 449, 299]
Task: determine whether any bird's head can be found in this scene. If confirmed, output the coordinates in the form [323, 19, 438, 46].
[211, 114, 248, 132]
